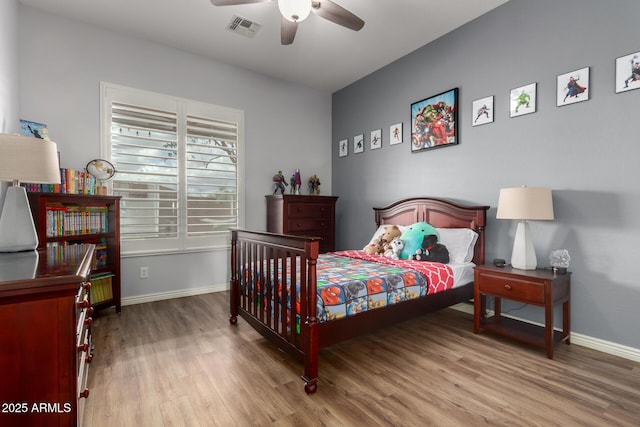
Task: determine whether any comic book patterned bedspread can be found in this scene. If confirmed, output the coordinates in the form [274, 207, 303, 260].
[316, 251, 454, 322]
[242, 251, 454, 324]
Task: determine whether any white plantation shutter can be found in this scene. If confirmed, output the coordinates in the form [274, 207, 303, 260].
[101, 83, 244, 254]
[185, 115, 238, 237]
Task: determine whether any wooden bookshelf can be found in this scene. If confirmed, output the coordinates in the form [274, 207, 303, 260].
[28, 192, 121, 313]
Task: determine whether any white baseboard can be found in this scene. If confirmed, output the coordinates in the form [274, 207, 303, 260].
[451, 302, 640, 363]
[121, 283, 229, 306]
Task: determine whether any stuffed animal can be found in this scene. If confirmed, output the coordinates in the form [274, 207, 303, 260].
[384, 237, 404, 260]
[411, 234, 450, 263]
[398, 222, 438, 259]
[363, 225, 403, 255]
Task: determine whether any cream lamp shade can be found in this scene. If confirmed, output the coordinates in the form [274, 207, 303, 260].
[497, 186, 554, 270]
[0, 133, 60, 252]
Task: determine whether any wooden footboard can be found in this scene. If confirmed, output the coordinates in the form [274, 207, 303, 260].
[229, 229, 321, 393]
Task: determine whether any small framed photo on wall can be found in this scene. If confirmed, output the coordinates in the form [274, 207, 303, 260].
[370, 129, 382, 150]
[615, 51, 640, 93]
[353, 134, 364, 154]
[338, 138, 348, 157]
[389, 122, 403, 145]
[472, 96, 494, 126]
[510, 83, 536, 117]
[557, 67, 589, 106]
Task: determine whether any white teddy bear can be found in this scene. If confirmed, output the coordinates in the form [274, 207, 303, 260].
[385, 237, 404, 260]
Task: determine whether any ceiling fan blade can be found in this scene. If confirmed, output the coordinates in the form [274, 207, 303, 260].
[311, 0, 364, 31]
[210, 0, 272, 6]
[281, 17, 298, 45]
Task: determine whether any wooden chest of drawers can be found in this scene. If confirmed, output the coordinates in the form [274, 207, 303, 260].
[0, 245, 94, 426]
[266, 195, 338, 253]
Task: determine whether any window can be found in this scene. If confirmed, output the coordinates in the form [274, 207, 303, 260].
[100, 83, 244, 254]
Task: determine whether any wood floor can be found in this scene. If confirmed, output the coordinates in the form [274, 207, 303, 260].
[83, 292, 640, 426]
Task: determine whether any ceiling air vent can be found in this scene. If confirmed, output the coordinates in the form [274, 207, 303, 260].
[226, 15, 262, 38]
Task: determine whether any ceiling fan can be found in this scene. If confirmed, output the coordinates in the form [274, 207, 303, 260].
[210, 0, 365, 45]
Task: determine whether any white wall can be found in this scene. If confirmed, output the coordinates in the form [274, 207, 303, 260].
[0, 0, 20, 206]
[18, 6, 332, 300]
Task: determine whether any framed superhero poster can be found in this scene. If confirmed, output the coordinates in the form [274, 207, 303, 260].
[557, 67, 589, 106]
[615, 51, 640, 93]
[411, 88, 458, 153]
[510, 83, 537, 118]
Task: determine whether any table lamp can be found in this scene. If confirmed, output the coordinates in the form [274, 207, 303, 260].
[0, 133, 60, 252]
[496, 186, 554, 270]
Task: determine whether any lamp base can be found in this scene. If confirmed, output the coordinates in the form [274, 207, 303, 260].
[0, 186, 39, 252]
[510, 220, 537, 270]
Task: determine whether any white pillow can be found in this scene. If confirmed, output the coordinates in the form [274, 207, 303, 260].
[436, 228, 478, 264]
[365, 224, 407, 248]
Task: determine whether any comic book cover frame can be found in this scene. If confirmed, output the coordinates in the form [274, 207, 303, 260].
[557, 67, 590, 106]
[615, 51, 640, 93]
[410, 88, 458, 153]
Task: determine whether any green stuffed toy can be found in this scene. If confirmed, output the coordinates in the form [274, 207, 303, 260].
[398, 221, 439, 260]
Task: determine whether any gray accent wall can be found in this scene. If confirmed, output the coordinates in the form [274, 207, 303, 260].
[332, 0, 640, 350]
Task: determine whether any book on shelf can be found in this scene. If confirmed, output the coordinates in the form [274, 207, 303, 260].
[23, 168, 102, 195]
[47, 240, 108, 270]
[90, 272, 114, 305]
[45, 205, 109, 237]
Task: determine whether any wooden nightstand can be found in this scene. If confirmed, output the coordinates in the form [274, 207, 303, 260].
[473, 264, 571, 358]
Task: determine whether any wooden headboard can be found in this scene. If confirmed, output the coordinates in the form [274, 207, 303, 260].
[373, 197, 489, 265]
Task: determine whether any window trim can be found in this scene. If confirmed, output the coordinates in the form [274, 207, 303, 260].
[100, 82, 245, 255]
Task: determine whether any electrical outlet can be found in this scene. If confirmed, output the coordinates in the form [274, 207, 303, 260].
[140, 266, 149, 279]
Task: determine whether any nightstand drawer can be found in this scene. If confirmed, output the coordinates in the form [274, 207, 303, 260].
[287, 203, 332, 219]
[477, 273, 544, 304]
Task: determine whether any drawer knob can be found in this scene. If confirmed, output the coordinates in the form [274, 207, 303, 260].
[79, 389, 90, 399]
[504, 284, 512, 290]
[77, 342, 89, 353]
[84, 282, 91, 291]
[84, 317, 93, 326]
[77, 299, 89, 309]
[87, 307, 94, 316]
[87, 354, 94, 364]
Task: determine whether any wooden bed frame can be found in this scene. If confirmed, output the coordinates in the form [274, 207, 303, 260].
[229, 197, 488, 394]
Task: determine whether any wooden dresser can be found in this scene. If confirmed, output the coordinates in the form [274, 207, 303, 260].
[0, 245, 94, 427]
[266, 194, 338, 253]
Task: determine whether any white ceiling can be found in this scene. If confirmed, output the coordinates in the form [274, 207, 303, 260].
[19, 0, 509, 92]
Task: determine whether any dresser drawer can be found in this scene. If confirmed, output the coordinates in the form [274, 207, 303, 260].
[287, 217, 332, 232]
[477, 273, 544, 304]
[287, 202, 332, 219]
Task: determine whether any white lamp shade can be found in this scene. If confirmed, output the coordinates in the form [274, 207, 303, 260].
[0, 133, 61, 252]
[496, 187, 554, 220]
[0, 134, 60, 184]
[496, 186, 554, 270]
[278, 0, 312, 22]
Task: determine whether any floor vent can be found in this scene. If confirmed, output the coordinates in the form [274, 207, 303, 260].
[226, 15, 261, 38]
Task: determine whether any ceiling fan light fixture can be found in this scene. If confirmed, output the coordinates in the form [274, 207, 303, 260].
[278, 0, 312, 22]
